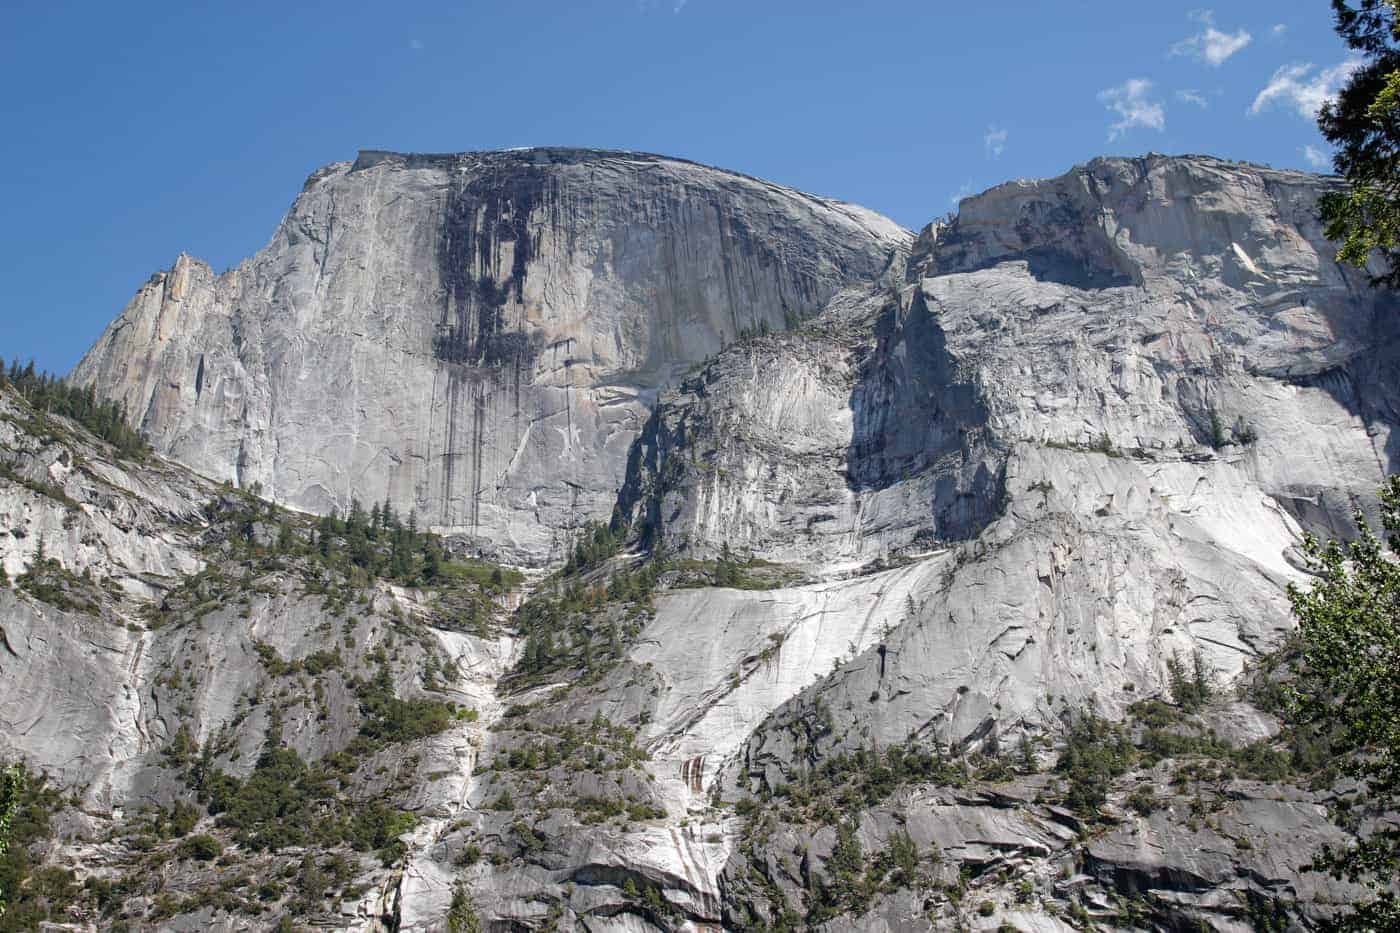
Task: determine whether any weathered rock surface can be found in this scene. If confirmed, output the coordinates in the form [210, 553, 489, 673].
[73, 149, 909, 565]
[4, 150, 1393, 930]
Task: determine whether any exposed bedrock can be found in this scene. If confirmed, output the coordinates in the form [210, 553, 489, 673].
[72, 149, 909, 565]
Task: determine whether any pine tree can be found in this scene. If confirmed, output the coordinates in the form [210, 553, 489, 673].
[1284, 475, 1400, 928]
[1318, 0, 1400, 286]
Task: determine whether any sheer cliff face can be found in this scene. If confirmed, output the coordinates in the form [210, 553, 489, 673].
[621, 155, 1397, 567]
[35, 150, 1400, 930]
[73, 149, 909, 563]
[616, 151, 1398, 798]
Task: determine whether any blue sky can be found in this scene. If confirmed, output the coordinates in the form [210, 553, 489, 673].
[0, 0, 1360, 373]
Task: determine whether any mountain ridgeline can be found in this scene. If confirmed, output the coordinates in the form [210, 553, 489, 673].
[0, 148, 1392, 930]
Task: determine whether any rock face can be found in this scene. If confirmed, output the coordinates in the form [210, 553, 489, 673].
[8, 149, 1394, 930]
[73, 149, 909, 565]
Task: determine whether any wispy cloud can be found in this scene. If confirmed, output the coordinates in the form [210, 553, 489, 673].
[984, 126, 1008, 159]
[1172, 10, 1252, 67]
[1250, 58, 1363, 119]
[1176, 89, 1210, 108]
[409, 38, 424, 50]
[1301, 144, 1331, 170]
[1099, 79, 1166, 140]
[1271, 24, 1288, 38]
[949, 181, 976, 208]
[673, 0, 688, 10]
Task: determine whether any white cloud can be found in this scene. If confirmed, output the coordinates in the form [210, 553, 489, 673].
[984, 126, 1008, 159]
[1250, 58, 1364, 119]
[1176, 89, 1210, 108]
[949, 181, 976, 208]
[1172, 10, 1252, 67]
[1098, 79, 1166, 141]
[1271, 24, 1288, 38]
[1301, 144, 1331, 170]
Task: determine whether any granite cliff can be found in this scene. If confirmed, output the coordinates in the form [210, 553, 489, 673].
[72, 149, 907, 566]
[0, 149, 1391, 930]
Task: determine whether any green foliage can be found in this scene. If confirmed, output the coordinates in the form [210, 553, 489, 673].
[1209, 410, 1228, 450]
[1166, 649, 1214, 713]
[569, 795, 665, 824]
[1054, 711, 1134, 815]
[252, 641, 342, 677]
[0, 765, 20, 918]
[714, 542, 744, 587]
[673, 554, 794, 590]
[880, 828, 920, 890]
[344, 799, 417, 863]
[16, 541, 99, 614]
[491, 713, 653, 778]
[1242, 639, 1347, 783]
[196, 739, 417, 863]
[306, 496, 451, 587]
[202, 745, 324, 850]
[1318, 0, 1400, 287]
[1283, 475, 1400, 927]
[447, 882, 483, 933]
[1125, 785, 1159, 816]
[1234, 417, 1259, 446]
[1, 360, 148, 460]
[511, 554, 665, 684]
[355, 663, 459, 745]
[811, 819, 870, 920]
[0, 763, 76, 931]
[736, 318, 775, 341]
[763, 740, 967, 827]
[437, 558, 523, 592]
[196, 487, 520, 602]
[177, 833, 223, 861]
[563, 520, 622, 575]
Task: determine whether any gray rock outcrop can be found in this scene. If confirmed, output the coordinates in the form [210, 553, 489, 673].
[72, 149, 909, 565]
[3, 148, 1392, 930]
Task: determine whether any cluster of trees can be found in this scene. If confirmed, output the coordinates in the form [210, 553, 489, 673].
[163, 653, 462, 867]
[712, 543, 746, 587]
[805, 821, 919, 924]
[447, 883, 483, 933]
[562, 520, 623, 575]
[1284, 476, 1400, 929]
[312, 497, 446, 586]
[1054, 711, 1136, 814]
[512, 520, 668, 682]
[760, 740, 970, 826]
[0, 763, 74, 931]
[192, 740, 415, 861]
[354, 662, 463, 745]
[0, 765, 18, 919]
[0, 360, 147, 460]
[180, 666, 459, 864]
[492, 712, 652, 777]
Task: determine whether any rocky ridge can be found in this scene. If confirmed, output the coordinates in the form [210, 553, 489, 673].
[0, 149, 1391, 930]
[72, 148, 908, 566]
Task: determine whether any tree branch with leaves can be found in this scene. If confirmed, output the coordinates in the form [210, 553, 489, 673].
[0, 764, 23, 919]
[1319, 0, 1400, 287]
[1286, 476, 1400, 929]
